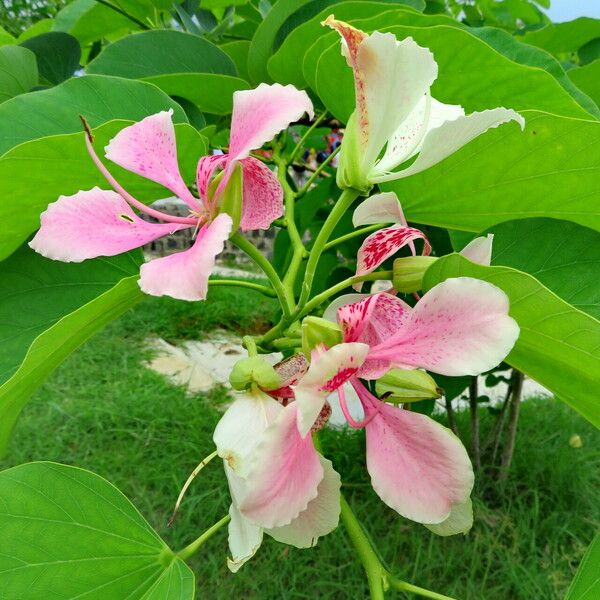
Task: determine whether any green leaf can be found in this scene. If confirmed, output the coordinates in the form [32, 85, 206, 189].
[382, 111, 600, 234]
[0, 26, 15, 46]
[87, 30, 237, 78]
[521, 17, 600, 55]
[0, 45, 37, 103]
[0, 462, 194, 598]
[578, 38, 600, 66]
[0, 120, 206, 261]
[312, 23, 594, 123]
[52, 0, 140, 46]
[220, 39, 251, 81]
[0, 277, 144, 455]
[565, 533, 600, 600]
[141, 73, 250, 115]
[16, 18, 53, 43]
[569, 60, 600, 109]
[0, 245, 142, 386]
[423, 254, 600, 430]
[21, 32, 81, 85]
[0, 74, 188, 155]
[248, 0, 307, 84]
[486, 218, 600, 319]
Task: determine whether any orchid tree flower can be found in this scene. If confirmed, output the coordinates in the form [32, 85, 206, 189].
[323, 16, 525, 192]
[30, 84, 313, 301]
[293, 279, 519, 534]
[213, 369, 340, 572]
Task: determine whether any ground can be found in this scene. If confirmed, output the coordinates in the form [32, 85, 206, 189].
[1, 286, 598, 600]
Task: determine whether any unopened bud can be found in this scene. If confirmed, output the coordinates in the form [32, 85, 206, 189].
[229, 357, 282, 391]
[392, 256, 438, 293]
[302, 316, 343, 357]
[375, 368, 441, 403]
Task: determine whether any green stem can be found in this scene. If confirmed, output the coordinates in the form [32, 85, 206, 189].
[208, 279, 276, 297]
[231, 233, 291, 318]
[324, 224, 383, 251]
[93, 0, 151, 29]
[297, 145, 341, 198]
[297, 187, 361, 309]
[243, 335, 258, 357]
[298, 270, 393, 319]
[387, 577, 458, 600]
[340, 495, 386, 600]
[289, 112, 327, 164]
[176, 515, 230, 562]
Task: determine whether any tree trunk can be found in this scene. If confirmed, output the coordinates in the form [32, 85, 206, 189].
[498, 370, 524, 482]
[445, 396, 458, 435]
[469, 376, 481, 472]
[486, 375, 513, 465]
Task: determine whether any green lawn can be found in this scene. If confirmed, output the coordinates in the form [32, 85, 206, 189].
[1, 289, 598, 599]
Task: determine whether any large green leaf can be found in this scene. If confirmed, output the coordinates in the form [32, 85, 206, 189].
[382, 111, 600, 234]
[20, 32, 81, 85]
[521, 17, 600, 55]
[312, 23, 594, 122]
[0, 74, 188, 156]
[569, 60, 600, 109]
[220, 39, 251, 81]
[486, 219, 600, 319]
[52, 0, 140, 45]
[16, 18, 53, 43]
[0, 462, 194, 599]
[142, 73, 250, 115]
[0, 277, 144, 455]
[0, 26, 15, 46]
[423, 255, 600, 430]
[565, 533, 600, 600]
[0, 45, 37, 103]
[0, 120, 206, 261]
[0, 245, 142, 385]
[87, 30, 237, 78]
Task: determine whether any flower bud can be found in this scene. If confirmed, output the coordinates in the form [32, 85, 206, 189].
[375, 368, 441, 403]
[335, 113, 373, 194]
[301, 316, 343, 357]
[229, 356, 282, 392]
[392, 256, 438, 293]
[210, 162, 243, 231]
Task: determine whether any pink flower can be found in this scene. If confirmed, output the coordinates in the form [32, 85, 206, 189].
[29, 84, 313, 301]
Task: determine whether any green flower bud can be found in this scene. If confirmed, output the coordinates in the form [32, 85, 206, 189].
[229, 357, 282, 391]
[335, 113, 373, 194]
[392, 256, 438, 293]
[375, 368, 442, 403]
[210, 161, 243, 231]
[301, 316, 343, 357]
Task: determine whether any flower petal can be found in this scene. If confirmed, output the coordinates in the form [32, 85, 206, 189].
[224, 465, 263, 573]
[424, 498, 473, 537]
[213, 390, 283, 477]
[323, 293, 370, 323]
[293, 342, 369, 437]
[460, 234, 494, 266]
[104, 110, 200, 209]
[370, 277, 520, 376]
[29, 187, 190, 262]
[325, 18, 438, 179]
[228, 83, 314, 160]
[240, 403, 324, 529]
[373, 107, 524, 182]
[354, 224, 431, 290]
[139, 213, 232, 301]
[239, 157, 284, 230]
[266, 456, 341, 548]
[352, 192, 407, 227]
[358, 384, 473, 524]
[196, 153, 229, 206]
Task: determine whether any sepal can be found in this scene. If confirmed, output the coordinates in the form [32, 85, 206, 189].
[375, 368, 441, 403]
[229, 357, 282, 391]
[301, 316, 343, 357]
[393, 255, 438, 293]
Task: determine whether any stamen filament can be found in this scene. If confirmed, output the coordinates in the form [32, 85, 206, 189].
[338, 386, 377, 429]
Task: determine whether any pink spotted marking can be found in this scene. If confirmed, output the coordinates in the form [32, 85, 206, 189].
[320, 367, 358, 392]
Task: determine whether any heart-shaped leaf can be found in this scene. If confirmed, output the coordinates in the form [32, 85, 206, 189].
[569, 59, 600, 109]
[565, 533, 600, 600]
[0, 45, 37, 103]
[20, 32, 81, 85]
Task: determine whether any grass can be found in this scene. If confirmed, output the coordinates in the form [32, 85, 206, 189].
[1, 287, 598, 599]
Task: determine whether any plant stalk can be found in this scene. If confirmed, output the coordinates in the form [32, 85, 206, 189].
[469, 376, 481, 472]
[177, 515, 230, 562]
[498, 370, 524, 481]
[208, 279, 276, 297]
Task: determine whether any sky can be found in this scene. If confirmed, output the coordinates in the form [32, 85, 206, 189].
[546, 0, 600, 21]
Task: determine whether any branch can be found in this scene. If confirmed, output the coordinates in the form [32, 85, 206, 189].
[93, 0, 151, 29]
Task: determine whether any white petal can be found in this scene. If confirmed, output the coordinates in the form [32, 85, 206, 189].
[352, 192, 407, 227]
[424, 498, 473, 536]
[460, 234, 494, 266]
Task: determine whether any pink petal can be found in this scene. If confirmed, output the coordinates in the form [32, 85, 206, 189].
[239, 403, 324, 529]
[460, 234, 494, 266]
[239, 157, 284, 230]
[196, 153, 229, 206]
[369, 277, 520, 376]
[292, 343, 369, 437]
[338, 293, 411, 379]
[266, 455, 341, 548]
[352, 192, 407, 227]
[139, 213, 232, 301]
[354, 224, 431, 290]
[228, 83, 314, 160]
[357, 382, 473, 524]
[29, 187, 190, 262]
[105, 110, 200, 210]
